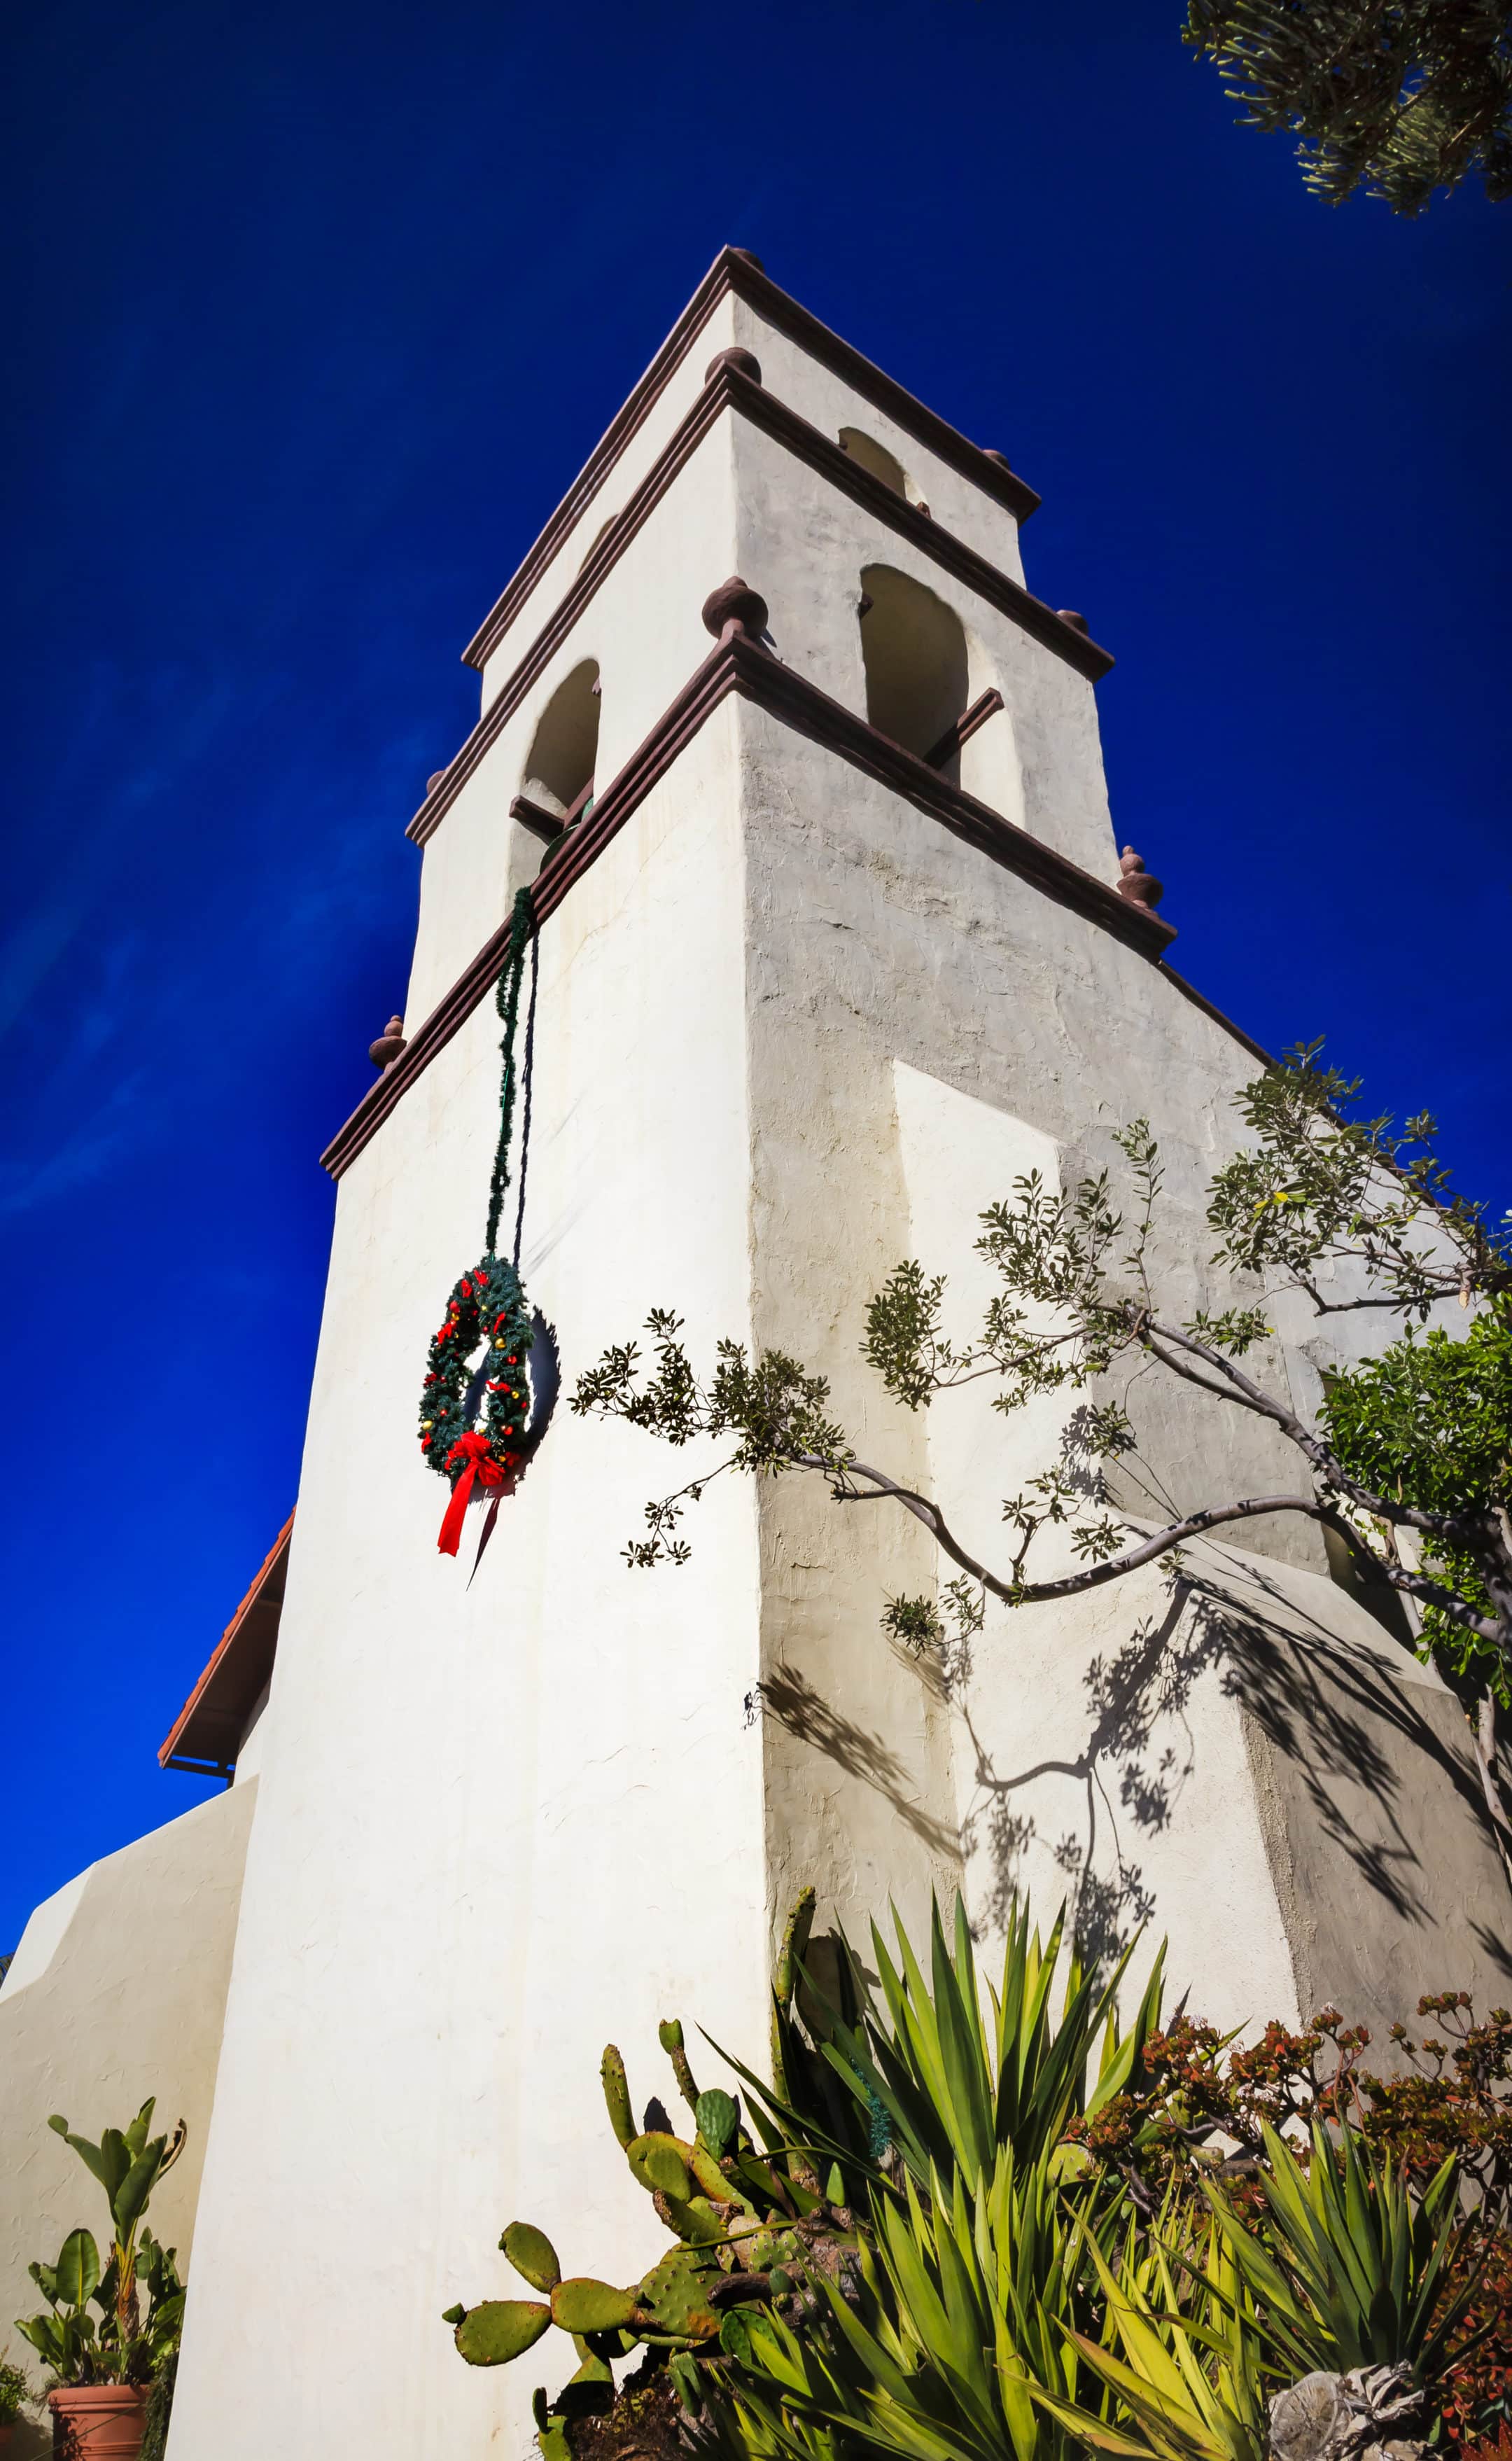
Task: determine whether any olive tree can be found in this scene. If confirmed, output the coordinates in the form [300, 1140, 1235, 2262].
[571, 1046, 1512, 1869]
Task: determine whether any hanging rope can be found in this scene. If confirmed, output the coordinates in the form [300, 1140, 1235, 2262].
[513, 917, 540, 1270]
[484, 886, 537, 1260]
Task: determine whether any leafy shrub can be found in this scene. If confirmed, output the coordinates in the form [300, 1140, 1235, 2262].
[0, 2349, 31, 2425]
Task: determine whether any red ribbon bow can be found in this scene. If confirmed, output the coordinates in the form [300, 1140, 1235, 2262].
[436, 1431, 516, 1556]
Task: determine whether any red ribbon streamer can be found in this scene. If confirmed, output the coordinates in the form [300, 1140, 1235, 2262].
[437, 1432, 515, 1556]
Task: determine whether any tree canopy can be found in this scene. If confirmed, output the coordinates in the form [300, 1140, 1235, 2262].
[1184, 0, 1512, 211]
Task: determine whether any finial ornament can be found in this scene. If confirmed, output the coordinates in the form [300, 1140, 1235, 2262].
[427, 769, 447, 795]
[704, 346, 762, 386]
[1116, 847, 1165, 912]
[1056, 610, 1090, 636]
[701, 576, 769, 641]
[370, 1016, 407, 1071]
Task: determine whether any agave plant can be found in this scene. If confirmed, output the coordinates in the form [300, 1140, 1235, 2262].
[1202, 2119, 1478, 2385]
[1034, 2119, 1482, 2461]
[1033, 2215, 1269, 2461]
[742, 1892, 1168, 2200]
[708, 2148, 1114, 2461]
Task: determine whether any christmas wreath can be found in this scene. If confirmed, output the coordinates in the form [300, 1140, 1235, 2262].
[419, 1255, 536, 1556]
[416, 886, 558, 1562]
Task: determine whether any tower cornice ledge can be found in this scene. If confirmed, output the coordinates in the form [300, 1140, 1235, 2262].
[411, 361, 1106, 849]
[327, 632, 1177, 1181]
[459, 246, 1043, 676]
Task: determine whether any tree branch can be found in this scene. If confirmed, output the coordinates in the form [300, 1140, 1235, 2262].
[1133, 1313, 1471, 1545]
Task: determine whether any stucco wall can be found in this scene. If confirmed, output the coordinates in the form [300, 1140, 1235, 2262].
[168, 707, 778, 2460]
[0, 1784, 255, 2452]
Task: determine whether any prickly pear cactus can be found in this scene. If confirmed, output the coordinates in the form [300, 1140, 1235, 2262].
[444, 1889, 865, 2457]
[635, 2249, 719, 2343]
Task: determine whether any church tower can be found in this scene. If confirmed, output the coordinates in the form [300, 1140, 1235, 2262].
[164, 249, 1504, 2460]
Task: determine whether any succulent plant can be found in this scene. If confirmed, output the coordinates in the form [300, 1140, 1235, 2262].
[444, 1890, 867, 2452]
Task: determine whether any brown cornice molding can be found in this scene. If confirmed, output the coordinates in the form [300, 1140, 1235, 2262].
[326, 636, 1169, 1180]
[1156, 963, 1273, 1068]
[410, 366, 1105, 848]
[728, 253, 1042, 528]
[460, 247, 1042, 675]
[411, 372, 729, 845]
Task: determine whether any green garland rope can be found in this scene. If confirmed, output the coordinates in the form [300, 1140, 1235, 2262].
[484, 886, 535, 1260]
[419, 887, 543, 1557]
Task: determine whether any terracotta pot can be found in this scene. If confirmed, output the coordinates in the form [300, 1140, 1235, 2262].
[47, 2386, 147, 2461]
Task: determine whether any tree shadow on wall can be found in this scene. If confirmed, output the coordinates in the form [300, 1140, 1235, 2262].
[960, 1555, 1501, 1970]
[757, 1550, 1503, 1978]
[753, 1663, 960, 1860]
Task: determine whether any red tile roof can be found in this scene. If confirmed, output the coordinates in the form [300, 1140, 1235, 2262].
[159, 1513, 293, 1776]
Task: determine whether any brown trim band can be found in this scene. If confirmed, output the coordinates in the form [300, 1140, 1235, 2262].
[461, 246, 1042, 674]
[410, 365, 1107, 847]
[326, 634, 1170, 1180]
[1156, 963, 1273, 1068]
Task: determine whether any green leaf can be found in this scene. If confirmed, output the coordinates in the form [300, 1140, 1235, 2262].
[114, 2144, 164, 2236]
[55, 2229, 101, 2310]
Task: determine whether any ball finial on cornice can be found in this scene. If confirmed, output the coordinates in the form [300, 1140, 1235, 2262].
[1056, 611, 1090, 636]
[729, 247, 765, 272]
[701, 576, 769, 641]
[369, 1015, 407, 1071]
[704, 345, 762, 386]
[1116, 848, 1165, 913]
[982, 449, 1016, 474]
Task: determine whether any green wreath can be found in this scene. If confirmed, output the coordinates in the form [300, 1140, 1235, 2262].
[419, 1253, 535, 1507]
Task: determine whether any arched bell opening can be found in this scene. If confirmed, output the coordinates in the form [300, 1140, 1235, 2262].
[839, 427, 913, 501]
[858, 566, 970, 781]
[522, 659, 601, 821]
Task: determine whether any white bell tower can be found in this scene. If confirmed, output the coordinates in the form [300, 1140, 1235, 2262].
[166, 248, 1506, 2461]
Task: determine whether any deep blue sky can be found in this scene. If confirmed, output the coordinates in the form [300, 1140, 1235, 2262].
[2, 0, 1508, 1952]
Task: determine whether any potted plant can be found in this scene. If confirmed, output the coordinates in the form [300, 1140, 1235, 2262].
[0, 2349, 34, 2451]
[14, 2101, 186, 2460]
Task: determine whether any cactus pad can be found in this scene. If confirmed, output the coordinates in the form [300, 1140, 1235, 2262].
[551, 2278, 638, 2334]
[634, 2249, 719, 2343]
[500, 2220, 561, 2292]
[601, 2046, 635, 2149]
[453, 2298, 551, 2366]
[694, 2090, 739, 2158]
[626, 2131, 694, 2201]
